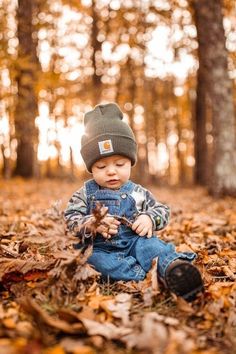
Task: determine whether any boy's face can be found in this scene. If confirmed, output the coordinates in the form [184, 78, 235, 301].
[91, 155, 131, 189]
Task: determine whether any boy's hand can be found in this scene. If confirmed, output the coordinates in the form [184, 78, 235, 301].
[132, 214, 153, 238]
[86, 206, 120, 239]
[96, 214, 120, 238]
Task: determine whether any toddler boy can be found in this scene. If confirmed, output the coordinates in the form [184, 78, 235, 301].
[64, 103, 203, 302]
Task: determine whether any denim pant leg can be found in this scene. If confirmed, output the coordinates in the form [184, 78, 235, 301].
[132, 236, 196, 278]
[88, 249, 146, 281]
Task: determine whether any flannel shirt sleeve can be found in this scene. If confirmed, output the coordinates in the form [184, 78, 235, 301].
[64, 186, 91, 236]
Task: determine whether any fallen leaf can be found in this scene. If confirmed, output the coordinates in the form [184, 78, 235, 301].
[2, 317, 17, 329]
[81, 318, 133, 340]
[60, 338, 95, 354]
[43, 345, 65, 354]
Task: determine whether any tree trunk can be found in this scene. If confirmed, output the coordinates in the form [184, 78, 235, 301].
[194, 66, 208, 185]
[1, 145, 11, 179]
[91, 0, 102, 105]
[192, 0, 236, 196]
[14, 0, 39, 177]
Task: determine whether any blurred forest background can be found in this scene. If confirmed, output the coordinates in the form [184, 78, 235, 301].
[0, 3, 236, 352]
[0, 0, 236, 196]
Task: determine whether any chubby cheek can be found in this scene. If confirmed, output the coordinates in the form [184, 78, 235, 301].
[91, 169, 104, 185]
[120, 172, 127, 181]
[96, 171, 106, 182]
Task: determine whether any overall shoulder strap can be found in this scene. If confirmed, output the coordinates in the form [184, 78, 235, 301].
[120, 180, 135, 194]
[85, 179, 99, 197]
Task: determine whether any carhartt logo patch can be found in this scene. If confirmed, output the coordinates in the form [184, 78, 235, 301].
[98, 139, 114, 154]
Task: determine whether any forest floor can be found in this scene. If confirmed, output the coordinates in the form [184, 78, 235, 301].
[0, 178, 235, 354]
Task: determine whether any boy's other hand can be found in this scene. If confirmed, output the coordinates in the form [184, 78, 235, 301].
[132, 214, 153, 238]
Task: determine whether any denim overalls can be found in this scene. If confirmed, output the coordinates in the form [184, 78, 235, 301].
[86, 179, 195, 281]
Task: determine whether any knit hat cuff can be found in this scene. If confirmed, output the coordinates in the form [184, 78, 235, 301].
[81, 133, 136, 150]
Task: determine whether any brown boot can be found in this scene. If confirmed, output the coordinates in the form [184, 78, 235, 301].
[165, 260, 204, 302]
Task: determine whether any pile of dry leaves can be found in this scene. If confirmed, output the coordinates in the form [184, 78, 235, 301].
[0, 179, 235, 354]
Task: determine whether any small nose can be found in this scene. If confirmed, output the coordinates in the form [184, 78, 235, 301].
[107, 165, 116, 175]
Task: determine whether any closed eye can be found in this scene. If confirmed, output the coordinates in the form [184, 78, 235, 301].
[116, 161, 126, 166]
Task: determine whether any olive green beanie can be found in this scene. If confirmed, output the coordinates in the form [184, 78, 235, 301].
[80, 103, 137, 172]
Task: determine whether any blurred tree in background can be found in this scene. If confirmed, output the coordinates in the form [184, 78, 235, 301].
[14, 0, 40, 177]
[0, 0, 235, 195]
[192, 0, 236, 195]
